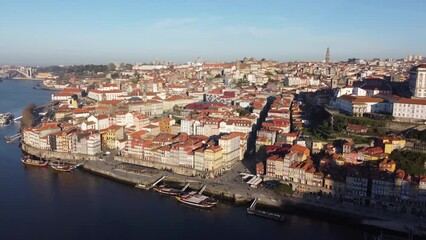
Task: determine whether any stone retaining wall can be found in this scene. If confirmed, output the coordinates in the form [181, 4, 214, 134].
[115, 156, 210, 178]
[22, 142, 98, 163]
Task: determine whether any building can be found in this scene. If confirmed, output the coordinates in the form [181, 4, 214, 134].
[335, 95, 385, 116]
[376, 137, 406, 154]
[379, 158, 396, 172]
[371, 171, 395, 201]
[408, 64, 426, 98]
[159, 117, 176, 133]
[345, 168, 369, 205]
[256, 162, 265, 175]
[219, 133, 241, 169]
[88, 89, 125, 101]
[346, 124, 368, 133]
[87, 114, 110, 130]
[392, 98, 426, 122]
[23, 122, 61, 149]
[87, 133, 102, 155]
[102, 125, 124, 150]
[325, 47, 330, 64]
[127, 100, 163, 117]
[204, 145, 224, 177]
[266, 155, 284, 179]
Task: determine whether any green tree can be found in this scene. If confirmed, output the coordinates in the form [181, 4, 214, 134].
[390, 149, 426, 175]
[111, 73, 120, 79]
[108, 63, 116, 71]
[236, 108, 251, 116]
[21, 103, 36, 128]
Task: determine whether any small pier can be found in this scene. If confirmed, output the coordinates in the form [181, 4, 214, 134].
[151, 176, 165, 188]
[247, 198, 284, 222]
[181, 182, 190, 192]
[136, 175, 165, 190]
[198, 184, 206, 194]
[5, 133, 21, 143]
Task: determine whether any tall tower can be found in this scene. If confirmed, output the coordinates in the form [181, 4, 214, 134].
[325, 47, 330, 64]
[409, 64, 426, 98]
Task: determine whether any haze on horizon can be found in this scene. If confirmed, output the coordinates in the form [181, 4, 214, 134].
[1, 0, 425, 66]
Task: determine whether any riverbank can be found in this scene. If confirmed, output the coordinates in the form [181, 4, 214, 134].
[82, 160, 426, 238]
[22, 142, 426, 238]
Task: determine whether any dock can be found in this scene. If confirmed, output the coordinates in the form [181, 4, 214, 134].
[5, 133, 21, 143]
[198, 184, 206, 194]
[135, 175, 165, 190]
[181, 182, 190, 192]
[247, 198, 284, 222]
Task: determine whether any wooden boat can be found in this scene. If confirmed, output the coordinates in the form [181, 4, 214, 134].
[21, 156, 48, 167]
[51, 164, 76, 172]
[153, 185, 181, 196]
[175, 192, 217, 209]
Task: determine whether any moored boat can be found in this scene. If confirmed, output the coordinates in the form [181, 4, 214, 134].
[135, 183, 151, 190]
[21, 156, 48, 167]
[0, 112, 14, 126]
[153, 185, 181, 196]
[51, 164, 76, 172]
[176, 192, 217, 209]
[246, 208, 285, 221]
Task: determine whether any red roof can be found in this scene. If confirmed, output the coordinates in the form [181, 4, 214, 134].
[396, 98, 426, 105]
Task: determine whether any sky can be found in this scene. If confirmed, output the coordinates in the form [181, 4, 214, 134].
[1, 0, 425, 66]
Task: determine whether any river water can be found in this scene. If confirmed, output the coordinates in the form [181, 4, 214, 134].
[0, 79, 402, 240]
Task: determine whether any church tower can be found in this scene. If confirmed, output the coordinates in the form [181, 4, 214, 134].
[325, 47, 330, 64]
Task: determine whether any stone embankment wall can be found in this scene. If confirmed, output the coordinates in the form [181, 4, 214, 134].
[22, 142, 98, 163]
[115, 156, 209, 178]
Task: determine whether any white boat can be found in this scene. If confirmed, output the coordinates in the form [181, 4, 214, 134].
[135, 183, 151, 190]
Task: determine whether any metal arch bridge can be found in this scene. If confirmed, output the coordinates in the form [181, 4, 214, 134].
[6, 69, 32, 79]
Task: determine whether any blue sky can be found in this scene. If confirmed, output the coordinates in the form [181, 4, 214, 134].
[1, 0, 425, 65]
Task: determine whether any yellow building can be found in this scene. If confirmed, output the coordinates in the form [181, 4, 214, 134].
[102, 125, 124, 150]
[381, 138, 406, 154]
[204, 145, 224, 177]
[159, 117, 176, 133]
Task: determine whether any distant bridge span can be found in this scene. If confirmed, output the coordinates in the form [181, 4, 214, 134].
[6, 69, 32, 79]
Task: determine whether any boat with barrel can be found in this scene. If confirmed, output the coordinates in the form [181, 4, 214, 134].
[21, 156, 48, 167]
[51, 164, 75, 172]
[51, 163, 77, 172]
[153, 185, 181, 196]
[175, 191, 218, 209]
[0, 112, 14, 126]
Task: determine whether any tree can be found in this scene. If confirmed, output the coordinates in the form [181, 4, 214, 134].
[236, 108, 251, 116]
[390, 149, 426, 175]
[111, 73, 120, 79]
[21, 103, 36, 128]
[108, 63, 116, 71]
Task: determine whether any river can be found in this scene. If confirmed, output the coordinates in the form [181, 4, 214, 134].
[0, 79, 403, 240]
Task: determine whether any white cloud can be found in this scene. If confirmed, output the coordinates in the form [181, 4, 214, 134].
[150, 17, 196, 29]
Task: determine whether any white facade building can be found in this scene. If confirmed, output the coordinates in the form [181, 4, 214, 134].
[409, 64, 426, 98]
[393, 98, 426, 122]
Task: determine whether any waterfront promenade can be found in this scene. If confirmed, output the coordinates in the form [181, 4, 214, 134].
[83, 159, 426, 237]
[22, 142, 426, 237]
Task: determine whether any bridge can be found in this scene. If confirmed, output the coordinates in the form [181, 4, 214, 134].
[14, 116, 22, 121]
[4, 67, 35, 79]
